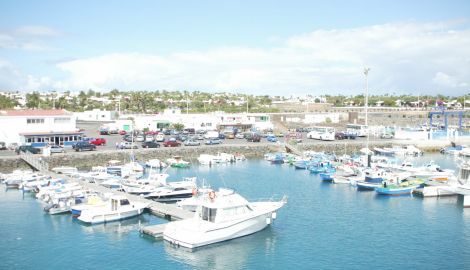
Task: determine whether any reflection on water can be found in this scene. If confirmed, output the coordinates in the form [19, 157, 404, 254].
[164, 228, 278, 270]
[76, 215, 151, 237]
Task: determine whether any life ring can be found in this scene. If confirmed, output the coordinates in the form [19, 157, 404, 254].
[208, 191, 216, 200]
[192, 188, 197, 196]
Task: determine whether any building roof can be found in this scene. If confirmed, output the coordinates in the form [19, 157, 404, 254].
[0, 109, 71, 117]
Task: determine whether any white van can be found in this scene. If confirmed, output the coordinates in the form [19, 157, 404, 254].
[204, 130, 219, 139]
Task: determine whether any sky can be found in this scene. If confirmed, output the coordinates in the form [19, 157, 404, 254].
[0, 0, 469, 96]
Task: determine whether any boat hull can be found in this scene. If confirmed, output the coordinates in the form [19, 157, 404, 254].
[164, 211, 276, 249]
[375, 186, 418, 195]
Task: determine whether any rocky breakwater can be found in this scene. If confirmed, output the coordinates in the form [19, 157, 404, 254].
[44, 144, 277, 170]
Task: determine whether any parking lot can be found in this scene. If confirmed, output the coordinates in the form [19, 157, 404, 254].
[0, 121, 380, 157]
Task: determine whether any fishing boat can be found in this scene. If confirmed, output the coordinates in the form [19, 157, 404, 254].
[375, 178, 424, 195]
[78, 195, 148, 224]
[167, 156, 191, 168]
[319, 173, 333, 181]
[163, 188, 287, 248]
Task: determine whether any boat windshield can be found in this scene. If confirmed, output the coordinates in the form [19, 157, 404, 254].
[201, 207, 217, 222]
[120, 199, 130, 206]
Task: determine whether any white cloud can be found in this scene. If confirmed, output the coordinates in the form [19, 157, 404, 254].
[0, 25, 59, 51]
[15, 26, 60, 37]
[5, 21, 470, 95]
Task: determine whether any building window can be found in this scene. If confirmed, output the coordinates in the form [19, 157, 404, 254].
[54, 117, 70, 123]
[27, 118, 45, 124]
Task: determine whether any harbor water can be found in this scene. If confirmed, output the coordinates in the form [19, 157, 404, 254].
[1, 154, 470, 269]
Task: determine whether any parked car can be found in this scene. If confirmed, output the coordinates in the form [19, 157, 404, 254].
[135, 135, 145, 142]
[109, 128, 119, 134]
[205, 138, 222, 145]
[49, 145, 65, 153]
[195, 134, 205, 140]
[15, 145, 41, 154]
[73, 141, 96, 152]
[266, 135, 278, 142]
[381, 133, 394, 139]
[141, 141, 160, 148]
[145, 135, 154, 142]
[120, 142, 138, 149]
[245, 133, 261, 142]
[155, 134, 165, 142]
[163, 138, 181, 147]
[176, 134, 188, 142]
[235, 133, 245, 139]
[0, 141, 6, 150]
[335, 132, 346, 140]
[184, 139, 201, 146]
[119, 130, 127, 135]
[99, 128, 109, 135]
[89, 138, 106, 146]
[226, 133, 235, 139]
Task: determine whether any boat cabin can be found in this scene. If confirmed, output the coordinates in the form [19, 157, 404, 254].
[110, 196, 131, 211]
[458, 164, 470, 186]
[197, 189, 253, 223]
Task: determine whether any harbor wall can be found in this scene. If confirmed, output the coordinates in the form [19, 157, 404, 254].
[0, 140, 446, 173]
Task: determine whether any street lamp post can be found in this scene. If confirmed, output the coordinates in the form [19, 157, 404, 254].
[364, 67, 370, 126]
[364, 67, 371, 167]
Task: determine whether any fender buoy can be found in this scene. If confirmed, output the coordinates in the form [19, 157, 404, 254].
[208, 191, 216, 200]
[192, 188, 197, 196]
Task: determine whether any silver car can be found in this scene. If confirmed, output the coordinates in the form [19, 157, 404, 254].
[50, 145, 65, 154]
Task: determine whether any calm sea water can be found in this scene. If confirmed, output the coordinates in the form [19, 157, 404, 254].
[1, 154, 470, 270]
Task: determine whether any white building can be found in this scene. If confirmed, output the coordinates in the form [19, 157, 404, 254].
[75, 109, 118, 122]
[0, 109, 81, 146]
[118, 112, 273, 132]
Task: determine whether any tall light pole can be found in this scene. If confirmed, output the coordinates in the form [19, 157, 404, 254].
[364, 67, 371, 167]
[364, 67, 370, 126]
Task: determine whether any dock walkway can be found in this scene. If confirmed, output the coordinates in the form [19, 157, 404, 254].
[46, 171, 193, 221]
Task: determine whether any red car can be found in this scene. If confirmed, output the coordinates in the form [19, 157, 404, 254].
[89, 138, 106, 146]
[119, 130, 127, 135]
[163, 139, 181, 147]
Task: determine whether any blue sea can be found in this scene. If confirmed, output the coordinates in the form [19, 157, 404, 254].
[1, 154, 470, 270]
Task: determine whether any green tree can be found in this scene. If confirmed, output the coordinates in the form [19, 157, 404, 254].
[172, 123, 185, 131]
[0, 94, 17, 109]
[26, 92, 40, 108]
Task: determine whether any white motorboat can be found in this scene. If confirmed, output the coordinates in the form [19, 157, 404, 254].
[145, 159, 168, 169]
[163, 188, 287, 248]
[176, 188, 213, 212]
[51, 166, 78, 175]
[44, 197, 75, 215]
[145, 186, 194, 202]
[78, 195, 148, 224]
[71, 195, 108, 216]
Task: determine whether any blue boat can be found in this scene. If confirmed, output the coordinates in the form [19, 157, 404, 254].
[356, 170, 385, 190]
[270, 154, 285, 164]
[310, 166, 336, 174]
[294, 160, 311, 170]
[319, 173, 333, 181]
[375, 185, 418, 195]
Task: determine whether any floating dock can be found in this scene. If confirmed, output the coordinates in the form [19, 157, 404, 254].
[140, 223, 168, 238]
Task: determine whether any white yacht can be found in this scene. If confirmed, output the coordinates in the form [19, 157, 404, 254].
[78, 195, 148, 224]
[163, 188, 287, 248]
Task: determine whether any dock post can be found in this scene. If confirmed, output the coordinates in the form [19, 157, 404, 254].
[464, 195, 470, 208]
